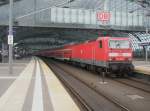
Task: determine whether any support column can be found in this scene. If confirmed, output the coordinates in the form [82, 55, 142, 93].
[126, 0, 128, 27]
[34, 0, 37, 25]
[145, 46, 148, 62]
[103, 0, 109, 11]
[8, 0, 14, 74]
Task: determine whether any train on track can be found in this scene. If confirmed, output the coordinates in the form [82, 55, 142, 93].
[37, 37, 134, 77]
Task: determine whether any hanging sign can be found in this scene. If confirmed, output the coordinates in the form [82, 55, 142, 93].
[96, 11, 111, 23]
[8, 35, 13, 45]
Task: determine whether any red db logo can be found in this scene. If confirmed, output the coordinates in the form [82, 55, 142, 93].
[97, 12, 111, 22]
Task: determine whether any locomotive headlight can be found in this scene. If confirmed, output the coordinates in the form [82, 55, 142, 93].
[109, 57, 116, 61]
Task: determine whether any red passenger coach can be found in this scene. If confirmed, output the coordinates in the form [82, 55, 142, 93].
[38, 37, 133, 76]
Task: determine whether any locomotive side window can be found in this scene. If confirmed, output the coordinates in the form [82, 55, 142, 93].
[99, 40, 102, 48]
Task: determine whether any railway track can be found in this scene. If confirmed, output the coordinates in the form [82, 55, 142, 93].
[112, 77, 150, 93]
[128, 77, 150, 86]
[70, 62, 150, 94]
[44, 59, 130, 111]
[49, 63, 93, 111]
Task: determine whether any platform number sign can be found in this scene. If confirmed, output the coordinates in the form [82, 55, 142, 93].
[96, 11, 111, 23]
[8, 35, 13, 45]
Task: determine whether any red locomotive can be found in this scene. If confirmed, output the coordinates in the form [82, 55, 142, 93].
[37, 37, 133, 77]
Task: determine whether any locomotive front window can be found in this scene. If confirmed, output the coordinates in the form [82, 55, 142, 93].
[109, 40, 130, 49]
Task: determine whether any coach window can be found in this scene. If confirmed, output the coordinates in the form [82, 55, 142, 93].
[99, 40, 102, 48]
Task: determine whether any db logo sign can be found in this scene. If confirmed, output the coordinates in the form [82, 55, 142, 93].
[97, 12, 111, 22]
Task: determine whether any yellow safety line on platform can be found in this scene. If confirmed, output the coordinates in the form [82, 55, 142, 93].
[39, 59, 80, 111]
[0, 57, 35, 111]
[135, 66, 150, 75]
[135, 65, 150, 67]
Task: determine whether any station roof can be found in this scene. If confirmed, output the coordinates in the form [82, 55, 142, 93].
[0, 0, 21, 6]
[0, 0, 149, 51]
[0, 26, 99, 50]
[0, 0, 149, 12]
[51, 0, 150, 15]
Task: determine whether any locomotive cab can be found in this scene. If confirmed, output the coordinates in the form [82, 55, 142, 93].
[108, 38, 132, 61]
[107, 37, 133, 74]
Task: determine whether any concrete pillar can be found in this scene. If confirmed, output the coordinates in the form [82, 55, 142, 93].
[145, 46, 148, 62]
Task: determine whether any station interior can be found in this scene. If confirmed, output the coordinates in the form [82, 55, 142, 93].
[0, 0, 150, 111]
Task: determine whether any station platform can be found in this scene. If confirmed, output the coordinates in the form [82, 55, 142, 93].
[0, 57, 80, 111]
[133, 60, 150, 75]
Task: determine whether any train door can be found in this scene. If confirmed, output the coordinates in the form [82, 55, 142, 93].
[92, 45, 96, 65]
